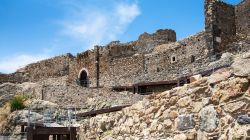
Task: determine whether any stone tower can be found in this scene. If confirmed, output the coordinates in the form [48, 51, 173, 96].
[204, 0, 236, 56]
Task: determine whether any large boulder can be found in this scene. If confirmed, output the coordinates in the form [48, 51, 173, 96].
[0, 83, 21, 107]
[190, 74, 202, 83]
[231, 123, 249, 139]
[223, 101, 246, 113]
[208, 68, 232, 84]
[211, 77, 249, 103]
[199, 105, 218, 132]
[17, 110, 43, 123]
[177, 96, 192, 107]
[176, 114, 195, 131]
[237, 115, 250, 125]
[173, 134, 187, 140]
[26, 99, 58, 110]
[232, 57, 250, 77]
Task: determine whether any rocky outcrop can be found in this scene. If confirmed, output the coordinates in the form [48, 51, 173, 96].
[0, 43, 249, 139]
[232, 52, 250, 77]
[208, 67, 232, 84]
[0, 83, 21, 107]
[211, 77, 249, 103]
[78, 75, 250, 140]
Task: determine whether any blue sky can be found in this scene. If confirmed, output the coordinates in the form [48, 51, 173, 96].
[0, 0, 242, 73]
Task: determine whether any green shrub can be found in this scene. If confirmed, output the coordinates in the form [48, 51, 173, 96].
[103, 130, 112, 137]
[10, 95, 26, 111]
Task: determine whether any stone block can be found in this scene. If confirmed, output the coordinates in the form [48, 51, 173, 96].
[190, 75, 202, 83]
[176, 114, 195, 131]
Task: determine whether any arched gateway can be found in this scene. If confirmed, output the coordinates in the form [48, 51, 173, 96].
[78, 68, 89, 87]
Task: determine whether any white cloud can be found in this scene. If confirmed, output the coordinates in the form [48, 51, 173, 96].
[116, 3, 140, 24]
[0, 54, 49, 74]
[0, 1, 141, 74]
[61, 1, 140, 48]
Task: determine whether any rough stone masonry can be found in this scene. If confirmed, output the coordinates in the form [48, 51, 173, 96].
[0, 0, 249, 94]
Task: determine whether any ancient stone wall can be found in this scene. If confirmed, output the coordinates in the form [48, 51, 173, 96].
[205, 0, 236, 55]
[80, 52, 250, 139]
[99, 32, 209, 87]
[1, 0, 248, 90]
[107, 41, 137, 58]
[0, 74, 13, 84]
[144, 32, 209, 83]
[135, 29, 176, 53]
[78, 62, 250, 139]
[51, 0, 250, 88]
[68, 29, 177, 87]
[97, 47, 110, 87]
[20, 54, 74, 82]
[0, 72, 28, 84]
[68, 26, 246, 89]
[108, 54, 144, 86]
[235, 0, 250, 40]
[68, 49, 97, 87]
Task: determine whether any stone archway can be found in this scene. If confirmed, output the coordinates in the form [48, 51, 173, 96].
[78, 68, 89, 87]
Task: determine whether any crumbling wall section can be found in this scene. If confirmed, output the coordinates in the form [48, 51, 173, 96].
[143, 32, 209, 83]
[68, 46, 111, 88]
[0, 74, 11, 84]
[68, 29, 177, 87]
[205, 0, 236, 55]
[21, 54, 74, 82]
[98, 47, 111, 87]
[235, 0, 250, 40]
[107, 41, 137, 58]
[135, 29, 176, 53]
[108, 54, 144, 87]
[68, 50, 97, 87]
[0, 72, 29, 84]
[67, 32, 212, 87]
[98, 32, 209, 87]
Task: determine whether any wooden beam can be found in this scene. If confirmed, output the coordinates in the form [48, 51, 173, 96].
[134, 80, 178, 87]
[77, 105, 131, 118]
[27, 127, 33, 140]
[70, 127, 77, 140]
[53, 135, 56, 140]
[34, 127, 71, 135]
[18, 122, 44, 127]
[21, 125, 25, 135]
[26, 127, 77, 140]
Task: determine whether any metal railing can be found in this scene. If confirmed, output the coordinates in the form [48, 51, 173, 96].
[0, 135, 27, 140]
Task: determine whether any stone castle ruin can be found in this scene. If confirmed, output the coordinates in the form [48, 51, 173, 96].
[0, 0, 249, 94]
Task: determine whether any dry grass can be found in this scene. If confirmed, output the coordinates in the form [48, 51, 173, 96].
[0, 103, 11, 133]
